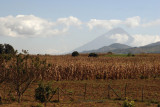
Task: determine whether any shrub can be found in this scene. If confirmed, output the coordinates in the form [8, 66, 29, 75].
[122, 98, 135, 107]
[8, 92, 16, 102]
[107, 52, 113, 55]
[36, 103, 44, 107]
[140, 75, 148, 79]
[35, 82, 57, 106]
[127, 53, 135, 57]
[88, 53, 98, 57]
[72, 51, 79, 57]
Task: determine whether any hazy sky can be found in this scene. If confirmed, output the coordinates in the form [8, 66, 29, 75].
[0, 0, 160, 54]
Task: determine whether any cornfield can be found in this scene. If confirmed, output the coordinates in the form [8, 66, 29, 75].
[39, 54, 160, 80]
[1, 54, 160, 82]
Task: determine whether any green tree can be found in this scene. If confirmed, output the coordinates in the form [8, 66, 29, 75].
[72, 51, 79, 57]
[8, 50, 49, 103]
[4, 44, 15, 54]
[127, 53, 135, 57]
[88, 53, 98, 57]
[0, 44, 4, 54]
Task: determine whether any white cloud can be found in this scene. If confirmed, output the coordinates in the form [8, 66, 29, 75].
[131, 34, 160, 46]
[109, 34, 129, 43]
[124, 16, 141, 28]
[45, 48, 68, 55]
[87, 19, 122, 30]
[0, 15, 57, 37]
[57, 16, 82, 27]
[0, 15, 82, 38]
[45, 49, 61, 54]
[142, 19, 160, 27]
[87, 16, 141, 30]
[0, 15, 160, 40]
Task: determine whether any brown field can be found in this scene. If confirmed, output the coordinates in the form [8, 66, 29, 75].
[1, 53, 160, 107]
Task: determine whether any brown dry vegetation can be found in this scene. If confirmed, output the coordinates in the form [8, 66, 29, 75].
[40, 54, 160, 80]
[0, 53, 160, 107]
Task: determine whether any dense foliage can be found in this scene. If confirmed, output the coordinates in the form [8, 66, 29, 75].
[35, 82, 56, 103]
[88, 53, 98, 57]
[72, 51, 79, 57]
[0, 44, 16, 54]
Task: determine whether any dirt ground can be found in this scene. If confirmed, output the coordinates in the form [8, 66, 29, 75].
[1, 79, 160, 107]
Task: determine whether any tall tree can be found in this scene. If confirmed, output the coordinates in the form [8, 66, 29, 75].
[4, 44, 15, 54]
[0, 44, 4, 54]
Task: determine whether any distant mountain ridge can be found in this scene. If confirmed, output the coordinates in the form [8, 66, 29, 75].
[143, 41, 160, 47]
[74, 27, 134, 52]
[109, 43, 131, 49]
[115, 41, 160, 54]
[82, 43, 131, 53]
[82, 41, 160, 54]
[73, 27, 160, 54]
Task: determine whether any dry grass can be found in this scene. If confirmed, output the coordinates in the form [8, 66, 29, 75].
[1, 53, 160, 106]
[37, 54, 160, 80]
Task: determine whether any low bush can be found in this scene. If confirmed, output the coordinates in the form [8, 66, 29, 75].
[127, 53, 135, 57]
[122, 98, 135, 107]
[88, 53, 98, 57]
[72, 51, 79, 57]
[35, 82, 57, 106]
